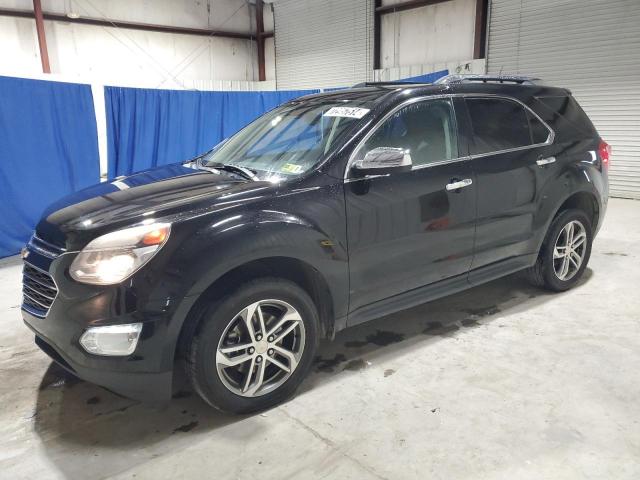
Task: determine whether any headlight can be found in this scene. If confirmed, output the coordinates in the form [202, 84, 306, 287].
[70, 222, 171, 285]
[80, 323, 143, 356]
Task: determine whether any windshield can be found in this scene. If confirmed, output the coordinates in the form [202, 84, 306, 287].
[200, 100, 371, 181]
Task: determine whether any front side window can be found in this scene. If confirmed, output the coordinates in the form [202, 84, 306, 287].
[466, 97, 550, 155]
[354, 99, 458, 168]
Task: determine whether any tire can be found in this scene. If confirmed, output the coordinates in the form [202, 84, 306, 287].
[525, 209, 593, 292]
[186, 278, 319, 414]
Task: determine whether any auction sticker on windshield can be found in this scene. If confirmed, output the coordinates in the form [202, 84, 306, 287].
[281, 163, 304, 174]
[323, 106, 370, 119]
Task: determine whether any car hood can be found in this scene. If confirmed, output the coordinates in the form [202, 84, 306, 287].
[36, 163, 275, 249]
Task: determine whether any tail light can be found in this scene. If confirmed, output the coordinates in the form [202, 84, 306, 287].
[598, 140, 611, 169]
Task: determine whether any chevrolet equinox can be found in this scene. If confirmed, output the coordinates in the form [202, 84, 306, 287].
[21, 75, 609, 413]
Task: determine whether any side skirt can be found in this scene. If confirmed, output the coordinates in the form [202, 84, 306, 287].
[344, 254, 537, 329]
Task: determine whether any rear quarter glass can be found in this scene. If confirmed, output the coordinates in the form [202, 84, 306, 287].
[532, 95, 598, 139]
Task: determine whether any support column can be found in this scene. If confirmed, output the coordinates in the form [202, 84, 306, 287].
[33, 0, 51, 73]
[256, 0, 266, 81]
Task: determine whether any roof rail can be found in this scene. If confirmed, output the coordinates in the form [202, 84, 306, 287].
[435, 74, 541, 85]
[352, 81, 423, 88]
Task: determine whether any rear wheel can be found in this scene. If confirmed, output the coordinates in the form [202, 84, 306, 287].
[186, 278, 318, 413]
[526, 209, 593, 291]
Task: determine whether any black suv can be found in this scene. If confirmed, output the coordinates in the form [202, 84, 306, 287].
[22, 75, 609, 413]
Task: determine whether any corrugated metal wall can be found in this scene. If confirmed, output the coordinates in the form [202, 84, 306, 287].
[273, 0, 374, 89]
[486, 0, 640, 199]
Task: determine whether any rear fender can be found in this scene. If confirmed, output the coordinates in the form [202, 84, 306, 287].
[532, 158, 604, 255]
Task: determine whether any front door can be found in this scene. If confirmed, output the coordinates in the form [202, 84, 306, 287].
[345, 98, 476, 313]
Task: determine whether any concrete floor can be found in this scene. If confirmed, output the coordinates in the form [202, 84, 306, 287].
[1, 198, 639, 480]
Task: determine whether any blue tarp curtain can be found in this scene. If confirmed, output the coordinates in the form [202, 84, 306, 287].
[0, 76, 100, 257]
[398, 69, 449, 83]
[105, 87, 319, 179]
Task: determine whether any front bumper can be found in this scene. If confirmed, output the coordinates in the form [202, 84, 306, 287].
[24, 316, 171, 403]
[20, 239, 176, 404]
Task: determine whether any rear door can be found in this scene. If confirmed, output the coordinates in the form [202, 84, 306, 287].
[462, 96, 555, 275]
[345, 97, 476, 313]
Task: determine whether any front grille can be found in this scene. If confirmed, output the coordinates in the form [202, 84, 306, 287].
[22, 264, 58, 317]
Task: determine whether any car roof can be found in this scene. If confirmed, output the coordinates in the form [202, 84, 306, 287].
[291, 80, 571, 108]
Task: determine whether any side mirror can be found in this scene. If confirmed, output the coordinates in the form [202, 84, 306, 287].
[351, 147, 412, 176]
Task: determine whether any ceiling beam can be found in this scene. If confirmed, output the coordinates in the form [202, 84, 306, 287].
[0, 8, 274, 41]
[375, 0, 451, 15]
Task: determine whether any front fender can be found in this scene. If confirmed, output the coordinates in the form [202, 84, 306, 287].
[161, 204, 349, 361]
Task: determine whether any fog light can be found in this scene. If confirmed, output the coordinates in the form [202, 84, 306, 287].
[79, 323, 143, 356]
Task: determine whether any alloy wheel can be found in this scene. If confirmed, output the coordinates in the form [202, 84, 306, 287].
[215, 299, 306, 397]
[552, 220, 587, 281]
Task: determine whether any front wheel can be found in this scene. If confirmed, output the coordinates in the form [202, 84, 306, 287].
[526, 209, 593, 291]
[186, 278, 319, 413]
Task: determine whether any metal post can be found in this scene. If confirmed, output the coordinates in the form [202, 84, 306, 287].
[256, 0, 266, 81]
[373, 0, 381, 70]
[473, 0, 488, 59]
[33, 0, 51, 73]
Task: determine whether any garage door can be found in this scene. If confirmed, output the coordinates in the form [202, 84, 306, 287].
[486, 0, 640, 199]
[273, 0, 374, 90]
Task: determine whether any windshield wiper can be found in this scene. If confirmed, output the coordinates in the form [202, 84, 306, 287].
[197, 160, 259, 182]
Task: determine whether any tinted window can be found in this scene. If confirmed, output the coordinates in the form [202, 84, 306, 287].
[527, 110, 551, 144]
[357, 99, 458, 167]
[535, 95, 596, 137]
[466, 98, 548, 155]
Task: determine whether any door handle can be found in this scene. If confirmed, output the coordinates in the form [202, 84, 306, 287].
[536, 156, 556, 166]
[445, 178, 473, 191]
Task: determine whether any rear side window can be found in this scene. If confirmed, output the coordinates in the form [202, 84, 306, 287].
[527, 110, 551, 144]
[358, 99, 458, 167]
[466, 97, 550, 155]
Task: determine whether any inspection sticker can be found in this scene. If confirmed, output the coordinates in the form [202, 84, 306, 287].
[281, 163, 304, 174]
[323, 106, 370, 119]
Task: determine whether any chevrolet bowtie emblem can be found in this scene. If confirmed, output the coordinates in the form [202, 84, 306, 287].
[21, 247, 29, 259]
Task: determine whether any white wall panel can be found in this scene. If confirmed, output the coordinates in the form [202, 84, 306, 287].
[273, 0, 374, 89]
[265, 37, 276, 81]
[2, 0, 254, 32]
[380, 0, 476, 68]
[487, 0, 640, 199]
[374, 58, 485, 81]
[0, 16, 41, 74]
[0, 0, 276, 86]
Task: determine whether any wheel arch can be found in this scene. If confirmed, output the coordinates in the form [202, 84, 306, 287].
[174, 256, 336, 361]
[535, 189, 600, 254]
[552, 191, 600, 231]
